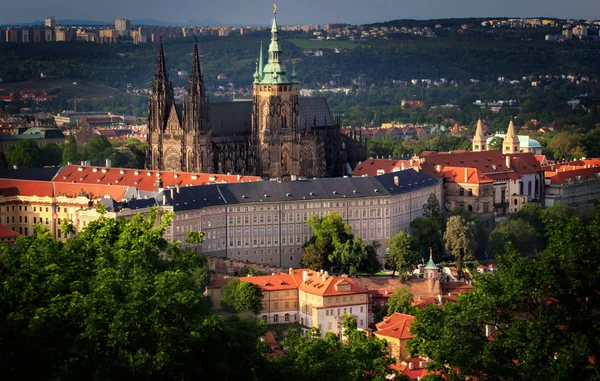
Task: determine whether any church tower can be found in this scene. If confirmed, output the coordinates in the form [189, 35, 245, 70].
[502, 120, 521, 154]
[146, 38, 175, 170]
[183, 37, 212, 172]
[251, 5, 300, 178]
[472, 119, 486, 152]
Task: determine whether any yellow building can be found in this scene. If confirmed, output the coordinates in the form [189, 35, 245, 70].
[241, 272, 299, 324]
[374, 313, 416, 361]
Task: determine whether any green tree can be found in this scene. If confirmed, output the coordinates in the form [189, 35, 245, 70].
[385, 231, 419, 279]
[0, 207, 268, 379]
[548, 131, 582, 159]
[266, 325, 396, 380]
[61, 134, 81, 164]
[422, 193, 445, 233]
[301, 243, 328, 271]
[488, 136, 504, 150]
[40, 142, 62, 166]
[384, 287, 415, 316]
[303, 213, 374, 275]
[443, 215, 475, 271]
[410, 217, 442, 261]
[6, 139, 41, 168]
[221, 277, 264, 315]
[0, 151, 8, 168]
[84, 134, 112, 163]
[408, 209, 600, 381]
[488, 219, 538, 258]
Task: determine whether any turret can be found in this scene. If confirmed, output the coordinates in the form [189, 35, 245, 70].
[472, 119, 486, 152]
[502, 119, 520, 154]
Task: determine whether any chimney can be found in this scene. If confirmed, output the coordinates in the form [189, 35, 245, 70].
[394, 176, 399, 186]
[410, 159, 414, 166]
[505, 155, 511, 169]
[464, 167, 468, 181]
[401, 163, 405, 170]
[302, 270, 309, 282]
[322, 274, 327, 281]
[105, 158, 111, 168]
[436, 164, 442, 172]
[408, 362, 414, 370]
[289, 267, 293, 274]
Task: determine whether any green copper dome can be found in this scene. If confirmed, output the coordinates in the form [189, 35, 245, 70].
[424, 251, 438, 270]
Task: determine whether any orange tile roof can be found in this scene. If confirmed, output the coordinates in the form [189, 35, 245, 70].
[241, 273, 299, 291]
[0, 179, 53, 197]
[291, 269, 367, 297]
[375, 312, 415, 340]
[391, 357, 432, 380]
[53, 165, 261, 192]
[53, 182, 129, 200]
[206, 275, 232, 289]
[352, 159, 414, 177]
[0, 223, 19, 238]
[544, 166, 600, 185]
[262, 331, 284, 356]
[439, 166, 494, 184]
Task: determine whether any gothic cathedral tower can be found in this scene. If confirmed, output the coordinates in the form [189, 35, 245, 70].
[183, 37, 212, 172]
[146, 38, 175, 170]
[146, 38, 211, 173]
[251, 5, 300, 178]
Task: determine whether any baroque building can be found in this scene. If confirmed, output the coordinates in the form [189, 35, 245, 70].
[146, 6, 364, 177]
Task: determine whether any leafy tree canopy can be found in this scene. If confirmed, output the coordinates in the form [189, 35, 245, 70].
[0, 207, 268, 379]
[408, 208, 600, 380]
[385, 231, 420, 279]
[6, 139, 41, 168]
[221, 277, 264, 315]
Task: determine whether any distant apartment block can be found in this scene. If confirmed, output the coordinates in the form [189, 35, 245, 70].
[115, 18, 131, 37]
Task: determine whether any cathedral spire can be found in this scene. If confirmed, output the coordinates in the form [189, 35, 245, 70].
[259, 41, 264, 78]
[188, 35, 203, 93]
[155, 36, 167, 81]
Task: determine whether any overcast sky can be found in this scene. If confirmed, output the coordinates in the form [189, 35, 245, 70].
[2, 0, 600, 25]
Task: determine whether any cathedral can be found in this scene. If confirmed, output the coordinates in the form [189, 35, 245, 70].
[146, 7, 364, 178]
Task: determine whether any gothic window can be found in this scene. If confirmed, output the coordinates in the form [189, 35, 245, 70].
[282, 149, 289, 173]
[301, 148, 313, 178]
[186, 149, 193, 171]
[527, 181, 532, 196]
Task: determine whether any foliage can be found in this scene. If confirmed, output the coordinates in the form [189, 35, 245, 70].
[61, 134, 81, 164]
[487, 219, 538, 258]
[385, 231, 420, 279]
[488, 136, 504, 150]
[6, 139, 42, 168]
[410, 217, 443, 262]
[548, 131, 583, 160]
[384, 287, 415, 316]
[265, 325, 396, 381]
[0, 207, 268, 379]
[422, 193, 446, 233]
[221, 277, 264, 315]
[443, 215, 475, 271]
[302, 213, 378, 275]
[408, 208, 600, 381]
[84, 134, 112, 163]
[40, 143, 63, 166]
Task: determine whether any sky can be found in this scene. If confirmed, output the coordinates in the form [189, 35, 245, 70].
[2, 0, 600, 25]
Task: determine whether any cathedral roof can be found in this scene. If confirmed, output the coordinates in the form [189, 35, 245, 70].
[206, 97, 337, 137]
[209, 101, 253, 136]
[161, 169, 440, 211]
[299, 97, 335, 129]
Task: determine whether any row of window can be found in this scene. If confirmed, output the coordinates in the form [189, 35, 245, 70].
[324, 306, 364, 316]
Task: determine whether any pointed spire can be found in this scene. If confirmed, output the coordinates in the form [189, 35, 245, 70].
[502, 119, 520, 154]
[259, 41, 264, 78]
[425, 248, 438, 270]
[472, 118, 486, 151]
[191, 35, 201, 78]
[155, 36, 167, 80]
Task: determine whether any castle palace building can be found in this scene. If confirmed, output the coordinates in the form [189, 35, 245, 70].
[146, 7, 364, 178]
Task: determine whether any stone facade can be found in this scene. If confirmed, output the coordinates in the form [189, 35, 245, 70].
[146, 9, 363, 178]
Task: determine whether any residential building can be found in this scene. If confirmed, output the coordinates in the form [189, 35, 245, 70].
[115, 18, 131, 37]
[544, 164, 600, 211]
[0, 222, 20, 244]
[293, 268, 369, 337]
[242, 272, 299, 325]
[45, 17, 56, 28]
[374, 313, 415, 360]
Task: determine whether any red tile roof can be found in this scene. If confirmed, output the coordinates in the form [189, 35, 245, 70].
[241, 273, 299, 291]
[352, 159, 414, 177]
[206, 274, 232, 289]
[290, 269, 367, 297]
[0, 223, 19, 239]
[439, 166, 494, 184]
[53, 165, 261, 192]
[0, 179, 53, 197]
[391, 357, 432, 380]
[0, 179, 129, 200]
[375, 312, 415, 340]
[545, 166, 600, 185]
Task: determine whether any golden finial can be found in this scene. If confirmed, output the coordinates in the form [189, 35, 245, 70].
[273, 3, 277, 15]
